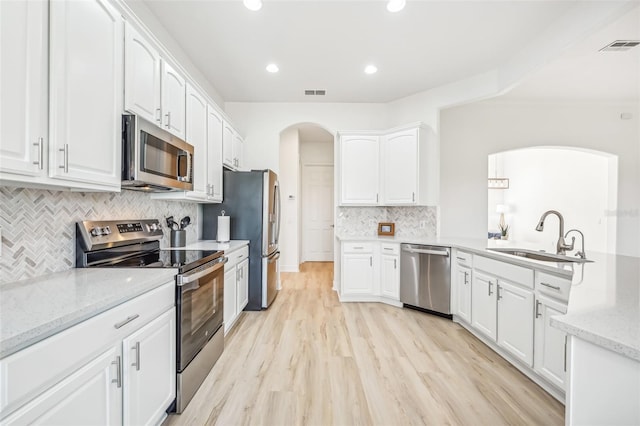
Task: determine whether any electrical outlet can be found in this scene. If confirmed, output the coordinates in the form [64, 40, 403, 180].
[419, 220, 427, 229]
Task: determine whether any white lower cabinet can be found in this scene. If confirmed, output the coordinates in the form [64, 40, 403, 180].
[342, 247, 375, 296]
[456, 265, 472, 324]
[534, 294, 568, 389]
[380, 254, 399, 300]
[236, 258, 249, 313]
[497, 280, 534, 366]
[223, 245, 249, 334]
[0, 283, 175, 425]
[122, 309, 176, 426]
[3, 346, 122, 425]
[471, 271, 497, 340]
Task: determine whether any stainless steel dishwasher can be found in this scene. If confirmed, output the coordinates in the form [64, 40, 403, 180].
[400, 244, 452, 317]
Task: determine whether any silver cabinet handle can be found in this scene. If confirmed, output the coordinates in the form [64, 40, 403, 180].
[497, 285, 502, 300]
[59, 144, 69, 173]
[165, 111, 171, 128]
[112, 356, 122, 388]
[535, 300, 542, 318]
[353, 246, 364, 250]
[394, 259, 397, 269]
[540, 282, 561, 291]
[156, 108, 162, 123]
[376, 193, 379, 203]
[456, 256, 466, 261]
[132, 342, 141, 371]
[369, 256, 372, 267]
[33, 138, 44, 169]
[114, 314, 139, 329]
[488, 281, 493, 296]
[464, 271, 469, 285]
[412, 192, 415, 202]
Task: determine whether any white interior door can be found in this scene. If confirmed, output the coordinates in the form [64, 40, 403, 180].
[302, 165, 334, 262]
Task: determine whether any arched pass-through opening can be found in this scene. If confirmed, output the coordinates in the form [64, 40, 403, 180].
[278, 123, 335, 274]
[488, 146, 618, 254]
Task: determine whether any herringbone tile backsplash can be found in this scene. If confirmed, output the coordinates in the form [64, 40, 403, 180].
[0, 187, 199, 284]
[336, 206, 437, 238]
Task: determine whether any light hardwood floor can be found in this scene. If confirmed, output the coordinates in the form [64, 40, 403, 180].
[166, 262, 564, 426]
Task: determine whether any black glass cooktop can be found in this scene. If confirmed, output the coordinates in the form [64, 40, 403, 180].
[108, 249, 221, 273]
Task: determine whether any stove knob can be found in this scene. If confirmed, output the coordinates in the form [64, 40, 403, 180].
[103, 226, 111, 235]
[91, 227, 102, 237]
[150, 223, 159, 231]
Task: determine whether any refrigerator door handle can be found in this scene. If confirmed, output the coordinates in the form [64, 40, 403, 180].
[274, 181, 281, 245]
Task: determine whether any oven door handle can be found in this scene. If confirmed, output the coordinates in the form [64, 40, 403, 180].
[177, 257, 227, 286]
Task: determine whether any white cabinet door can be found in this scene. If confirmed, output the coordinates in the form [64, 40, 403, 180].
[224, 267, 237, 334]
[534, 294, 567, 389]
[0, 0, 48, 178]
[380, 254, 399, 300]
[342, 253, 374, 295]
[382, 129, 418, 205]
[233, 133, 244, 170]
[471, 271, 497, 341]
[122, 308, 176, 426]
[340, 135, 379, 205]
[207, 105, 223, 202]
[185, 83, 208, 198]
[2, 346, 122, 425]
[49, 0, 122, 189]
[456, 265, 472, 323]
[124, 22, 161, 124]
[222, 121, 234, 168]
[497, 280, 534, 366]
[161, 60, 186, 139]
[236, 258, 249, 313]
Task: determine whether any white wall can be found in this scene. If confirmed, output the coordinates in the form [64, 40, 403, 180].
[224, 103, 389, 173]
[488, 147, 617, 254]
[441, 100, 639, 257]
[278, 127, 300, 272]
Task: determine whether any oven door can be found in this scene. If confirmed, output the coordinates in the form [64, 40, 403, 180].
[176, 256, 226, 372]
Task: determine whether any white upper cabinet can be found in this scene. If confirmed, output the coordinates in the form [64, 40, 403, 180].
[339, 135, 380, 205]
[184, 83, 208, 198]
[382, 129, 418, 204]
[161, 60, 186, 139]
[338, 124, 439, 206]
[233, 133, 244, 170]
[48, 0, 122, 190]
[207, 105, 224, 202]
[222, 121, 234, 168]
[124, 22, 161, 125]
[0, 0, 48, 179]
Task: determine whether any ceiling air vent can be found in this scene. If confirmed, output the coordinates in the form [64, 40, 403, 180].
[600, 40, 640, 52]
[304, 89, 326, 96]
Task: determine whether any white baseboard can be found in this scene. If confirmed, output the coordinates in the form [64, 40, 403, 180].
[280, 265, 300, 273]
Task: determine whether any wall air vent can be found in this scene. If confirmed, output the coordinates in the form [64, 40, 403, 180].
[304, 89, 326, 96]
[600, 40, 640, 52]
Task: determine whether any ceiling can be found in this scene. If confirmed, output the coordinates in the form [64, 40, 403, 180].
[503, 5, 640, 101]
[141, 0, 585, 103]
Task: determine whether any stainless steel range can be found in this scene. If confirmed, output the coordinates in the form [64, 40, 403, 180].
[76, 219, 226, 413]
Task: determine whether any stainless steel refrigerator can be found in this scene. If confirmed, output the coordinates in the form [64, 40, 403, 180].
[203, 169, 281, 310]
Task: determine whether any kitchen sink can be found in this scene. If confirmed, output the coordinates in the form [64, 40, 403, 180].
[488, 247, 593, 263]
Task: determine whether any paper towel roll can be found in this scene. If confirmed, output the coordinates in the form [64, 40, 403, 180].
[217, 215, 230, 243]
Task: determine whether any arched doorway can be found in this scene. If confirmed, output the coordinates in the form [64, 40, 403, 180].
[278, 123, 335, 272]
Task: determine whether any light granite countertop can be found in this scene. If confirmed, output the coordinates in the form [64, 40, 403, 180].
[0, 268, 177, 359]
[337, 235, 640, 361]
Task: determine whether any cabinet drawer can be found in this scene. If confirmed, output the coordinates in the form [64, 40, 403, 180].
[455, 250, 473, 267]
[225, 245, 249, 270]
[380, 243, 399, 255]
[343, 242, 374, 254]
[0, 281, 174, 418]
[474, 255, 534, 289]
[535, 272, 571, 302]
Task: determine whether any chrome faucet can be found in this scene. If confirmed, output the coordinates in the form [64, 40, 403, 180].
[565, 229, 586, 259]
[535, 210, 574, 255]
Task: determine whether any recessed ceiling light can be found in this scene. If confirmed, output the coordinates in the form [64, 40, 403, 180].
[387, 0, 406, 12]
[266, 63, 279, 73]
[364, 65, 378, 75]
[243, 0, 262, 11]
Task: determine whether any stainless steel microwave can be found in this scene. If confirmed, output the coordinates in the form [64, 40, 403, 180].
[121, 114, 194, 191]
